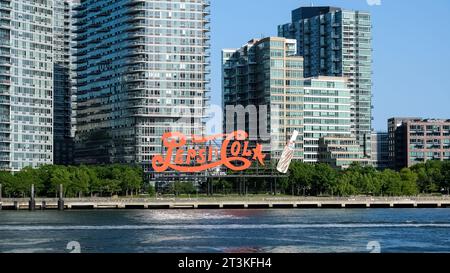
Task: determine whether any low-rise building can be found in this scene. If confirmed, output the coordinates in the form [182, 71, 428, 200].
[388, 118, 450, 169]
[318, 135, 370, 169]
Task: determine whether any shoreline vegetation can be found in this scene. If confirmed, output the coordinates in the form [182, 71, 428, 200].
[0, 161, 449, 198]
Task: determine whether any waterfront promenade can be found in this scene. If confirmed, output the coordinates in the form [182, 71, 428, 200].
[1, 196, 450, 210]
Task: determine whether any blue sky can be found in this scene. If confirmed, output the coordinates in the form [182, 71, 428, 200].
[209, 0, 450, 131]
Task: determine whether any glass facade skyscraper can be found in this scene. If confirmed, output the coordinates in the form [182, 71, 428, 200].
[73, 0, 210, 179]
[53, 0, 74, 165]
[0, 0, 54, 171]
[279, 6, 372, 157]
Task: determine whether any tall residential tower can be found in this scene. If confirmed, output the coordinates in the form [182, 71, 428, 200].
[279, 6, 372, 157]
[0, 0, 54, 171]
[53, 0, 74, 165]
[73, 0, 210, 179]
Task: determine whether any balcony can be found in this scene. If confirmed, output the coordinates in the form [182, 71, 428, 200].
[127, 40, 146, 48]
[124, 0, 146, 7]
[125, 57, 148, 65]
[126, 65, 148, 72]
[124, 49, 146, 57]
[125, 6, 146, 15]
[203, 34, 211, 41]
[72, 10, 87, 19]
[203, 7, 211, 15]
[130, 30, 147, 37]
[0, 125, 11, 132]
[0, 69, 10, 76]
[0, 3, 11, 11]
[125, 76, 145, 83]
[0, 12, 10, 19]
[126, 84, 145, 90]
[0, 40, 10, 48]
[0, 21, 9, 31]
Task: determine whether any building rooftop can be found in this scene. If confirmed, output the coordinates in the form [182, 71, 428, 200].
[390, 117, 450, 123]
[292, 6, 342, 21]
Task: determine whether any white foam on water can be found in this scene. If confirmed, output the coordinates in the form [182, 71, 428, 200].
[264, 245, 360, 253]
[148, 210, 242, 221]
[142, 235, 209, 243]
[0, 238, 53, 246]
[3, 248, 55, 253]
[1, 223, 450, 231]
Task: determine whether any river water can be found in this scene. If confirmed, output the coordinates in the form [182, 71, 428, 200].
[1, 209, 450, 253]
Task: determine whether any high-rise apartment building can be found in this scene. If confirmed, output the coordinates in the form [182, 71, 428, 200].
[279, 6, 372, 157]
[303, 76, 352, 163]
[0, 0, 54, 171]
[222, 37, 304, 161]
[72, 0, 210, 179]
[388, 118, 450, 169]
[222, 37, 355, 165]
[53, 0, 74, 165]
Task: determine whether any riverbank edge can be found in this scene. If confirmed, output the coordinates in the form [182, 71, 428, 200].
[1, 197, 450, 210]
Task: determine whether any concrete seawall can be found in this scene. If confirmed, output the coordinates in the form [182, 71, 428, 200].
[1, 197, 450, 210]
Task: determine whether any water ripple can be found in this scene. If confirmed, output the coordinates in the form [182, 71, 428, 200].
[1, 223, 450, 231]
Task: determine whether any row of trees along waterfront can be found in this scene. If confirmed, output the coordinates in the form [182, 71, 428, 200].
[0, 165, 144, 198]
[0, 161, 449, 197]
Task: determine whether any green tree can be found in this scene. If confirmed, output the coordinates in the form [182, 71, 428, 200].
[33, 165, 55, 196]
[380, 169, 403, 196]
[119, 168, 143, 196]
[312, 164, 337, 196]
[289, 161, 314, 196]
[0, 171, 15, 197]
[14, 167, 42, 197]
[181, 182, 196, 195]
[68, 166, 90, 198]
[173, 181, 196, 195]
[147, 184, 156, 197]
[412, 163, 439, 193]
[86, 167, 101, 197]
[441, 161, 450, 194]
[213, 179, 232, 194]
[101, 179, 121, 197]
[50, 166, 72, 197]
[335, 172, 358, 196]
[399, 168, 419, 196]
